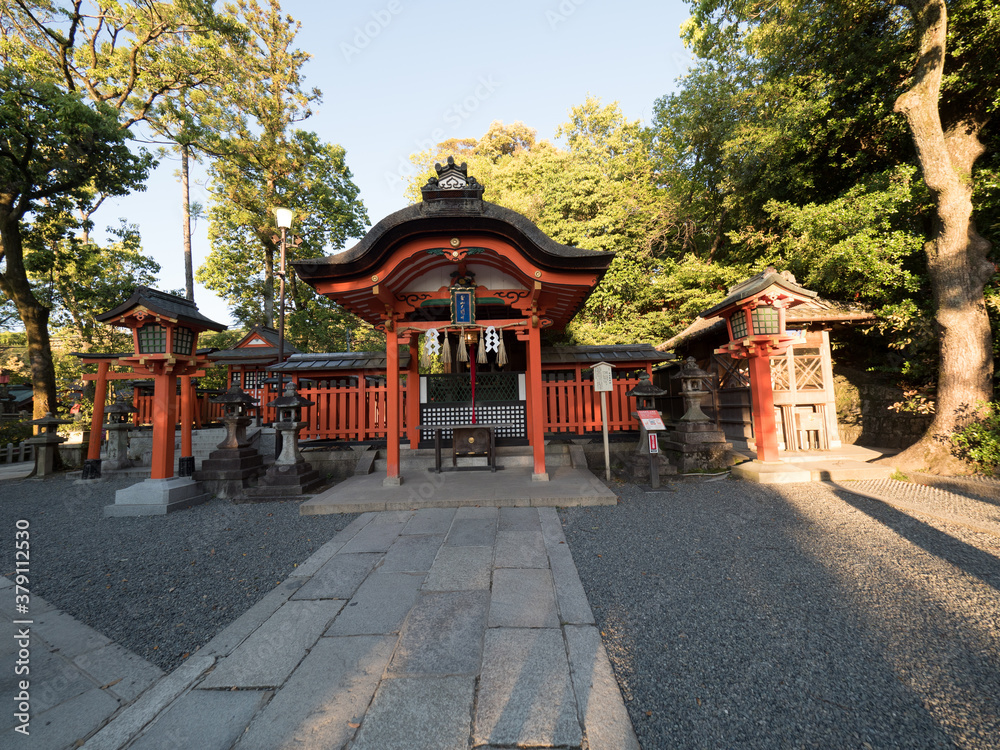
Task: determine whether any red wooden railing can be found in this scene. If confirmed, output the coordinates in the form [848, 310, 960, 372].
[542, 372, 643, 434]
[130, 370, 645, 439]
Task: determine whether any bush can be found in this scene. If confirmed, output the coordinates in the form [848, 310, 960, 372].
[951, 402, 1000, 475]
[0, 420, 32, 447]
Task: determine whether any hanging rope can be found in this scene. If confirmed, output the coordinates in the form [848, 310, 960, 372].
[441, 332, 452, 364]
[477, 328, 488, 364]
[496, 329, 508, 368]
[457, 327, 469, 362]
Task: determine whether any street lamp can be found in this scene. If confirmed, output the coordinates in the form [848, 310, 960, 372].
[274, 207, 294, 367]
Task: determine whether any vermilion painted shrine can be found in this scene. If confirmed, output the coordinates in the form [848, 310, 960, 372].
[81, 158, 671, 494]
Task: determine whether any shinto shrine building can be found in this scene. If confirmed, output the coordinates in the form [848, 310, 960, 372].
[294, 158, 619, 485]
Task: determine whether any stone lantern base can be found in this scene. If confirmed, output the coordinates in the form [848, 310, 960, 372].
[661, 423, 733, 474]
[105, 477, 210, 516]
[192, 445, 264, 500]
[240, 461, 323, 503]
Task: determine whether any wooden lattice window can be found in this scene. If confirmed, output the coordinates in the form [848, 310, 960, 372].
[137, 323, 166, 354]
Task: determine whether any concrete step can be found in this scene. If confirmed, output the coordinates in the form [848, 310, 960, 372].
[372, 445, 573, 472]
[733, 458, 892, 484]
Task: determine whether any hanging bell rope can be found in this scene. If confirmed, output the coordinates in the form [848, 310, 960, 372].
[457, 327, 469, 362]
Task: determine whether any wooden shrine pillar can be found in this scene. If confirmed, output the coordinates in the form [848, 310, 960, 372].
[178, 375, 194, 476]
[150, 371, 179, 480]
[384, 323, 402, 485]
[406, 336, 420, 449]
[747, 354, 780, 463]
[87, 360, 110, 462]
[525, 324, 548, 481]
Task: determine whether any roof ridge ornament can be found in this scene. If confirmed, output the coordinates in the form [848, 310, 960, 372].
[421, 155, 486, 201]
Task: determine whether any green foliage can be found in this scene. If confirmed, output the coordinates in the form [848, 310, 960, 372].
[197, 1, 368, 329]
[0, 420, 32, 448]
[951, 403, 1000, 475]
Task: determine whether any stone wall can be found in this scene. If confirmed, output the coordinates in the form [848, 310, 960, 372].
[834, 372, 934, 449]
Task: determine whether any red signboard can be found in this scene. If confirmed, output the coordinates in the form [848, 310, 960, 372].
[648, 432, 658, 454]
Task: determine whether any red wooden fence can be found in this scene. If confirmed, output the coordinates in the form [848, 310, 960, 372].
[542, 373, 642, 434]
[131, 372, 643, 439]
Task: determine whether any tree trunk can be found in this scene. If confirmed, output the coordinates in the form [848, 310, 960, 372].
[892, 0, 995, 474]
[0, 213, 60, 420]
[181, 144, 195, 301]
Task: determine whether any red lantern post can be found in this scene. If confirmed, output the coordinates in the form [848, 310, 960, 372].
[700, 269, 816, 463]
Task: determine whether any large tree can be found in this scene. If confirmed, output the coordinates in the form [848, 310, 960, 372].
[1, 0, 241, 414]
[681, 0, 998, 472]
[196, 0, 368, 333]
[0, 71, 151, 416]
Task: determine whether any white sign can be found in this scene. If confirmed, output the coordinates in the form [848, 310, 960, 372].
[637, 409, 665, 431]
[592, 362, 613, 392]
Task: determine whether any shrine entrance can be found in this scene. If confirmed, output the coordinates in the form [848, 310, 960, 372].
[294, 157, 615, 484]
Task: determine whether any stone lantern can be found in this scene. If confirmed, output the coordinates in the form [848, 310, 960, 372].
[191, 385, 264, 500]
[102, 393, 136, 472]
[673, 357, 713, 424]
[26, 412, 72, 478]
[700, 268, 815, 464]
[242, 381, 322, 500]
[625, 371, 665, 412]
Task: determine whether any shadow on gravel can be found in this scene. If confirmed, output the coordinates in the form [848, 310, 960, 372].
[560, 484, 966, 749]
[830, 486, 1000, 593]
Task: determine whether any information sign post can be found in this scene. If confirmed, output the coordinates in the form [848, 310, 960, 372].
[592, 361, 614, 481]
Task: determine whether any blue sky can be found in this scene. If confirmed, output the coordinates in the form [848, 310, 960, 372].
[101, 0, 694, 326]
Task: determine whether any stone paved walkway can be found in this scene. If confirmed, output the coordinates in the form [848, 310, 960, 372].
[73, 506, 637, 750]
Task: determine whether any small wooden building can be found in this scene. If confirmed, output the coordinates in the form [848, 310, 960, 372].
[658, 293, 874, 453]
[208, 325, 299, 407]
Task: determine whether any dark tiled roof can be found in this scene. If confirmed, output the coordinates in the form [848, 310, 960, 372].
[272, 351, 412, 372]
[208, 325, 300, 364]
[96, 287, 227, 332]
[541, 344, 673, 365]
[699, 268, 817, 319]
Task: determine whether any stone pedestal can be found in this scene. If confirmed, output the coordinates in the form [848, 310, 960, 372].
[240, 418, 320, 502]
[103, 423, 133, 472]
[105, 477, 211, 516]
[193, 446, 264, 500]
[626, 423, 675, 484]
[662, 423, 733, 473]
[26, 434, 65, 478]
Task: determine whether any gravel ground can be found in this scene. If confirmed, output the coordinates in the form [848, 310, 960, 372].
[560, 477, 1000, 750]
[0, 476, 357, 671]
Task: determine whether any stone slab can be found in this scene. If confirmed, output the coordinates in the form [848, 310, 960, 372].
[381, 533, 446, 572]
[540, 508, 596, 626]
[488, 568, 560, 629]
[474, 627, 582, 748]
[27, 686, 121, 750]
[494, 529, 548, 568]
[291, 552, 381, 601]
[326, 571, 425, 635]
[73, 642, 164, 703]
[129, 689, 270, 750]
[402, 507, 457, 535]
[105, 477, 211, 516]
[732, 460, 812, 483]
[200, 578, 304, 658]
[422, 546, 493, 591]
[234, 635, 396, 750]
[26, 646, 97, 714]
[337, 518, 409, 552]
[287, 512, 376, 579]
[565, 625, 641, 750]
[388, 591, 489, 677]
[83, 655, 215, 750]
[445, 517, 496, 547]
[351, 676, 475, 750]
[33, 608, 111, 660]
[498, 506, 540, 531]
[200, 599, 343, 688]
